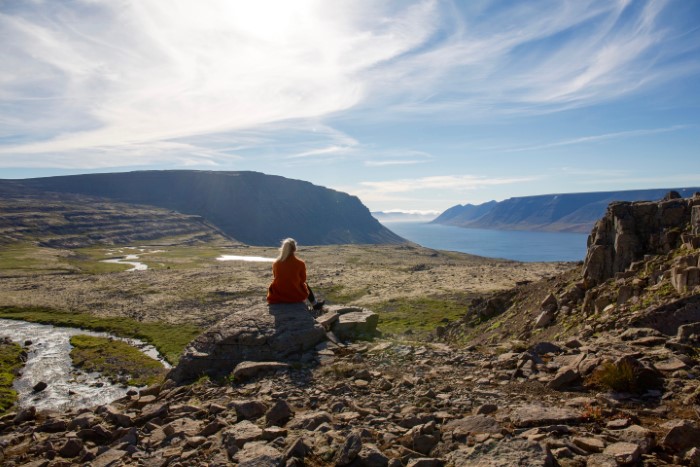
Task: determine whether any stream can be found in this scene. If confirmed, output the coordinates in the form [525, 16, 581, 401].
[0, 319, 170, 411]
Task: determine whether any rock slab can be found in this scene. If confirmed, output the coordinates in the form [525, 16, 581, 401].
[168, 302, 325, 382]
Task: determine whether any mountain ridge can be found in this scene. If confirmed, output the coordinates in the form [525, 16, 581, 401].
[0, 170, 405, 246]
[433, 187, 700, 233]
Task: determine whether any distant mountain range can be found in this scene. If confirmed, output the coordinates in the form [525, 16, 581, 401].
[433, 187, 700, 233]
[0, 171, 405, 246]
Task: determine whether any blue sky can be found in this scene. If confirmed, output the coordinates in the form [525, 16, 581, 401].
[1, 0, 699, 214]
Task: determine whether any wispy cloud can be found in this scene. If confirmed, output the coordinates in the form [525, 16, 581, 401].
[0, 0, 697, 169]
[496, 125, 693, 153]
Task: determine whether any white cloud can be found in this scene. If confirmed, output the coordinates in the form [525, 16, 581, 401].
[358, 175, 537, 194]
[0, 0, 697, 168]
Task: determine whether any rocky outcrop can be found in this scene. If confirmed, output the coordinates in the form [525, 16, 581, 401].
[167, 302, 325, 383]
[583, 192, 700, 286]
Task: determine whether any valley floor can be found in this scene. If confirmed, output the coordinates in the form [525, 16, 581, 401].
[0, 243, 570, 330]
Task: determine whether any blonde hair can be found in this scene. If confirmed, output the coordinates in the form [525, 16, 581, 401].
[276, 238, 297, 262]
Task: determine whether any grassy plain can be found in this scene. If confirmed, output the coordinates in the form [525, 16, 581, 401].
[0, 240, 571, 347]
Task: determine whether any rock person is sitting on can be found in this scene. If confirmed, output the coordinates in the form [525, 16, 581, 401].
[267, 238, 325, 311]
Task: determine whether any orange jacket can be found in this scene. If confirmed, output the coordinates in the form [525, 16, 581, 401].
[267, 255, 309, 304]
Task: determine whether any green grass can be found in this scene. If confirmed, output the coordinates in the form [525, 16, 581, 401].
[0, 307, 200, 364]
[318, 285, 370, 303]
[70, 335, 166, 386]
[0, 243, 68, 272]
[0, 340, 24, 414]
[372, 295, 469, 335]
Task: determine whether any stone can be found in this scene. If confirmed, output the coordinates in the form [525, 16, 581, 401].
[316, 311, 339, 329]
[91, 448, 127, 467]
[631, 336, 667, 346]
[585, 453, 618, 466]
[547, 367, 580, 390]
[199, 419, 227, 437]
[655, 357, 687, 372]
[357, 444, 390, 467]
[233, 400, 268, 420]
[474, 404, 498, 415]
[510, 404, 584, 428]
[678, 322, 700, 342]
[58, 438, 83, 458]
[32, 381, 47, 392]
[572, 436, 605, 453]
[615, 425, 655, 454]
[168, 302, 325, 383]
[534, 310, 555, 328]
[234, 441, 284, 466]
[13, 406, 36, 424]
[232, 361, 290, 381]
[530, 342, 563, 355]
[602, 442, 641, 465]
[266, 399, 293, 427]
[444, 415, 503, 437]
[445, 438, 553, 466]
[661, 419, 700, 452]
[540, 293, 558, 312]
[288, 411, 332, 431]
[223, 420, 264, 448]
[405, 459, 444, 467]
[335, 431, 362, 466]
[330, 306, 379, 340]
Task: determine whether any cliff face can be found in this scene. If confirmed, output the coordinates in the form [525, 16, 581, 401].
[433, 187, 700, 233]
[583, 192, 700, 287]
[2, 171, 405, 247]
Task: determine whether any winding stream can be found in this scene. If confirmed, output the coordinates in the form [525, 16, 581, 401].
[0, 319, 170, 411]
[101, 254, 148, 271]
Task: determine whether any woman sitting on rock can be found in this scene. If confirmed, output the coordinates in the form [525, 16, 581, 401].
[267, 238, 325, 311]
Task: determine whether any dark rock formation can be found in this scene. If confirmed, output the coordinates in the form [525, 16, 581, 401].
[168, 302, 325, 383]
[583, 193, 700, 286]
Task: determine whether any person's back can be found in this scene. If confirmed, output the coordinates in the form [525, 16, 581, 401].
[267, 254, 309, 304]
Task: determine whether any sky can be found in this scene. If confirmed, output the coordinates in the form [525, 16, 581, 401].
[1, 0, 699, 215]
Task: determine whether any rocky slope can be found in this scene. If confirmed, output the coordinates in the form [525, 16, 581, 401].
[1, 171, 405, 246]
[1, 193, 699, 466]
[433, 187, 700, 234]
[0, 191, 232, 248]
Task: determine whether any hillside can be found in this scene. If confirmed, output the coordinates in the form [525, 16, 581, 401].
[0, 171, 405, 246]
[0, 191, 230, 248]
[433, 187, 700, 233]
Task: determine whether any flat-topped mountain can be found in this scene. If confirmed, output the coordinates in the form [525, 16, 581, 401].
[0, 171, 405, 246]
[434, 187, 700, 233]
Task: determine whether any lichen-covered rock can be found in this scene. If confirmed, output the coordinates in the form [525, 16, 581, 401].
[167, 302, 325, 383]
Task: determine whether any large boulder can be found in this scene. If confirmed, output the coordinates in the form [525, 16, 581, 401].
[168, 302, 325, 383]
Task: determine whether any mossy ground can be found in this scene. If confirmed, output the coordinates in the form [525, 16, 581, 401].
[0, 340, 24, 414]
[69, 335, 166, 386]
[0, 307, 200, 364]
[372, 294, 471, 336]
